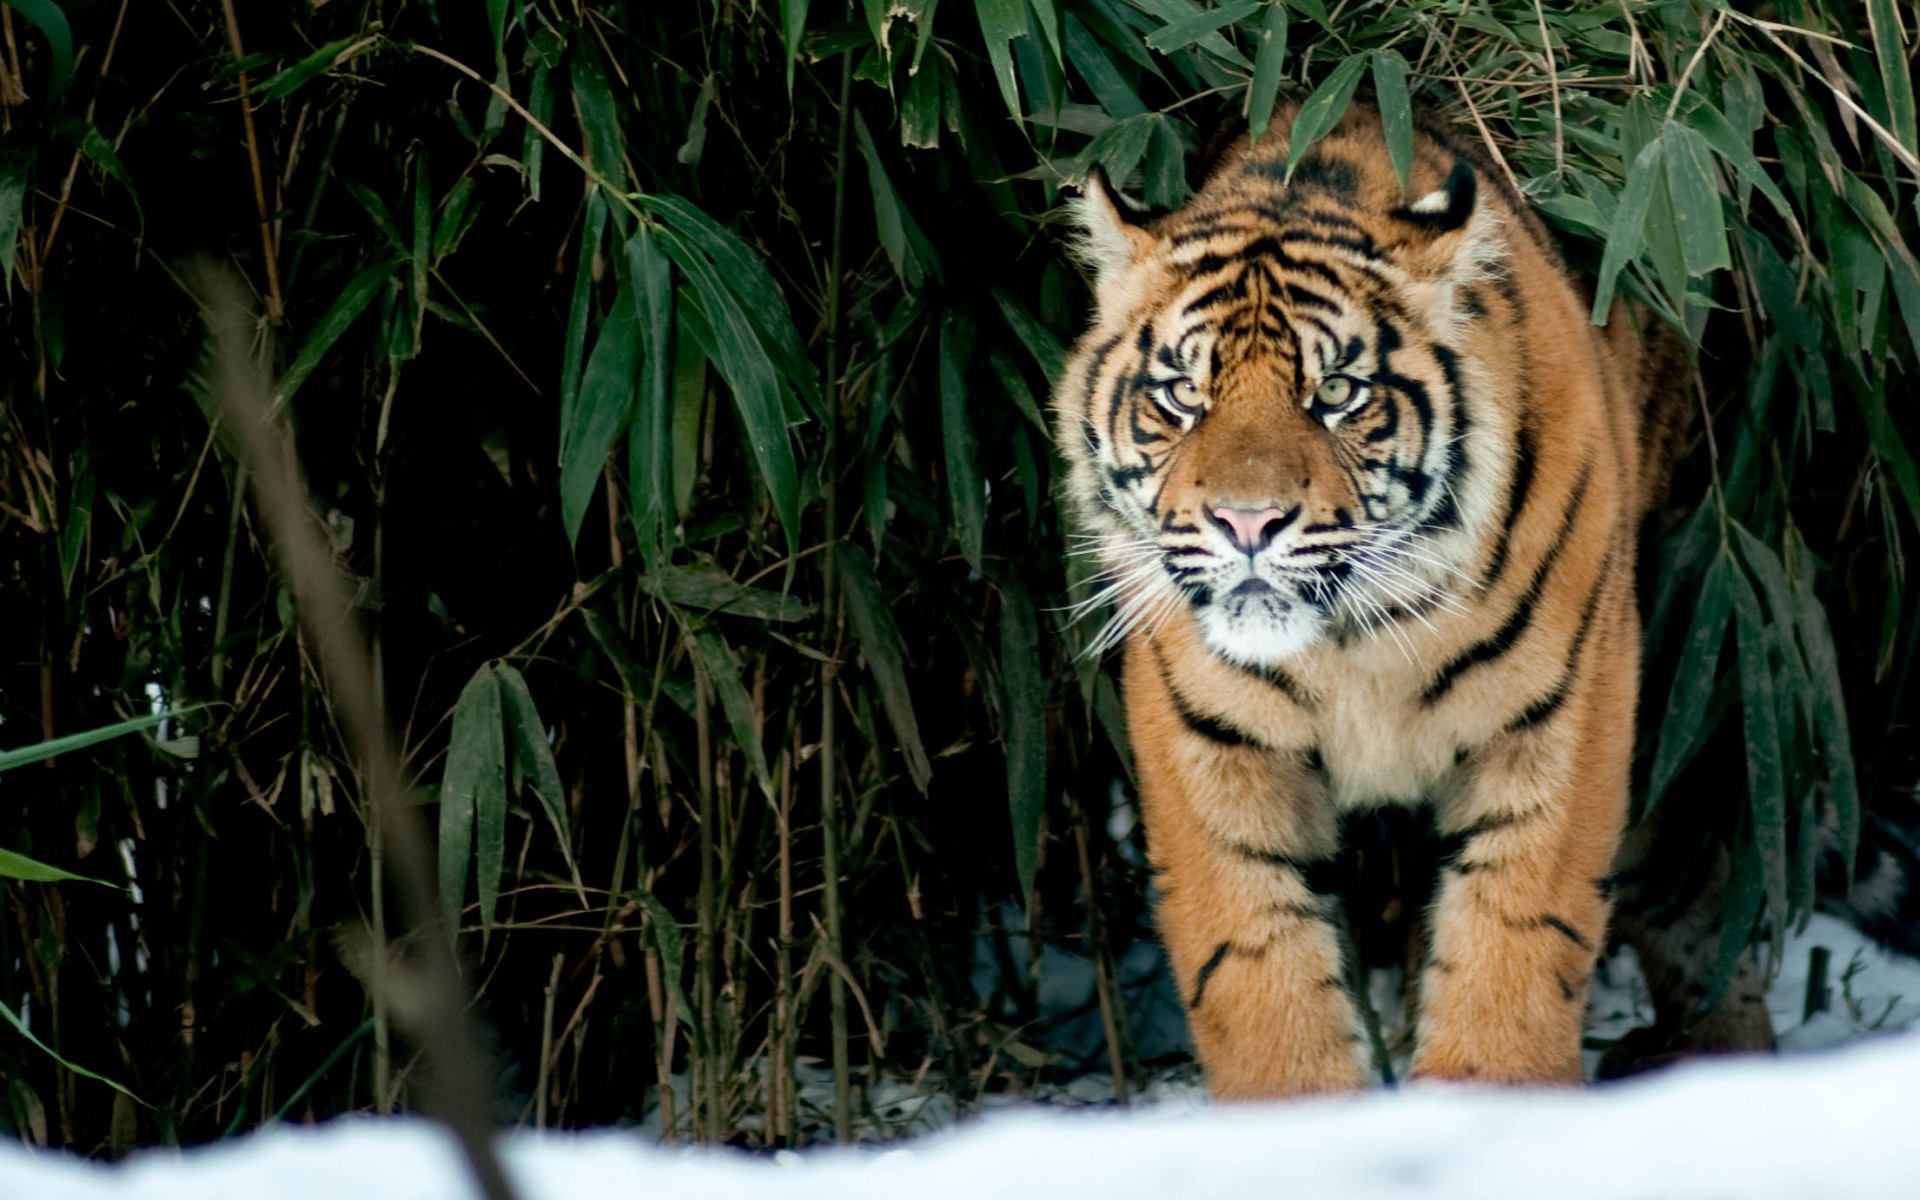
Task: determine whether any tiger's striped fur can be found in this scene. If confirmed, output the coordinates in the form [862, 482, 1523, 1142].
[1054, 101, 1689, 1096]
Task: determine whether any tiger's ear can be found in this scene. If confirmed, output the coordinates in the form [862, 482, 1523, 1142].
[1392, 160, 1505, 324]
[1067, 166, 1159, 295]
[1393, 160, 1478, 234]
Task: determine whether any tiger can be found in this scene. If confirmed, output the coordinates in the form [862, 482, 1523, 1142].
[1053, 98, 1691, 1096]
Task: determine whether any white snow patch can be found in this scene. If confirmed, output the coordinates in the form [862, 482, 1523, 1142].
[5, 1029, 1920, 1199]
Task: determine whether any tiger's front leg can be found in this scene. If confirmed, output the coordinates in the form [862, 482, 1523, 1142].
[1128, 647, 1370, 1098]
[1413, 630, 1635, 1084]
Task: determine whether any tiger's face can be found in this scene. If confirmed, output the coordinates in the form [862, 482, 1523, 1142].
[1059, 125, 1500, 667]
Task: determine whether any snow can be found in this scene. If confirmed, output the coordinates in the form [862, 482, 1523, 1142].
[4, 910, 1919, 1197]
[5, 1030, 1920, 1199]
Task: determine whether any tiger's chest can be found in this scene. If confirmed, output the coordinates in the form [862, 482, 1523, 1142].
[1290, 641, 1467, 812]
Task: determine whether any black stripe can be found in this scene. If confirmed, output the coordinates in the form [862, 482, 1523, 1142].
[1375, 318, 1433, 446]
[1284, 282, 1341, 313]
[1434, 808, 1533, 869]
[1428, 344, 1469, 531]
[1190, 941, 1233, 1008]
[1233, 844, 1342, 896]
[1229, 658, 1317, 710]
[1502, 542, 1615, 733]
[1182, 279, 1244, 315]
[1538, 915, 1591, 951]
[1154, 645, 1260, 747]
[1481, 425, 1536, 588]
[1421, 463, 1592, 705]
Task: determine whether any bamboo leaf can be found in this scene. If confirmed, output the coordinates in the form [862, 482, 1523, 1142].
[780, 0, 809, 92]
[627, 229, 675, 568]
[855, 110, 928, 287]
[640, 194, 818, 414]
[1128, 0, 1250, 68]
[487, 0, 510, 60]
[440, 665, 505, 939]
[431, 179, 477, 265]
[571, 46, 628, 202]
[1699, 839, 1763, 1017]
[839, 547, 933, 793]
[999, 577, 1046, 904]
[1, 1001, 143, 1104]
[1285, 53, 1368, 181]
[559, 284, 637, 551]
[344, 181, 408, 254]
[410, 155, 431, 355]
[637, 565, 813, 622]
[1867, 0, 1917, 160]
[254, 36, 361, 102]
[1663, 125, 1730, 277]
[0, 145, 28, 299]
[1371, 49, 1413, 191]
[0, 706, 207, 774]
[559, 191, 607, 457]
[1731, 563, 1788, 936]
[1793, 574, 1860, 878]
[55, 118, 143, 238]
[0, 847, 111, 886]
[1589, 137, 1663, 322]
[1144, 0, 1259, 55]
[656, 227, 802, 546]
[1, 0, 73, 94]
[1684, 101, 1792, 223]
[1647, 551, 1732, 808]
[695, 631, 774, 799]
[992, 288, 1067, 387]
[940, 309, 986, 573]
[1065, 15, 1147, 120]
[274, 262, 393, 410]
[975, 0, 1028, 124]
[1246, 3, 1289, 141]
[640, 893, 693, 1029]
[495, 664, 586, 905]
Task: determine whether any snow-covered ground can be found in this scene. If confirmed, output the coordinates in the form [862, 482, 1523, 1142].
[5, 911, 1919, 1197]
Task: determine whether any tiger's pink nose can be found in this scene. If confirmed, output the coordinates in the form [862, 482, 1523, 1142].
[1208, 504, 1297, 553]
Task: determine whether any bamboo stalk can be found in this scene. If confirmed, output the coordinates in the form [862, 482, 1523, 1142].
[216, 0, 285, 322]
[1072, 804, 1130, 1106]
[535, 954, 562, 1129]
[816, 2, 858, 1148]
[772, 728, 796, 1143]
[692, 649, 717, 1141]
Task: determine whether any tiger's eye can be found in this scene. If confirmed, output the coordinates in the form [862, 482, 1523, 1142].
[1316, 376, 1353, 408]
[1152, 378, 1204, 427]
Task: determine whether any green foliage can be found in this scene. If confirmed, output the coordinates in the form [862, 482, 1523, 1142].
[0, 0, 1915, 1150]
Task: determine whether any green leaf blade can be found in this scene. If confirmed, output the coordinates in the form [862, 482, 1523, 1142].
[1372, 50, 1414, 191]
[1589, 137, 1663, 323]
[839, 547, 933, 793]
[559, 285, 638, 551]
[1285, 53, 1368, 181]
[1663, 125, 1730, 278]
[940, 310, 986, 573]
[440, 666, 505, 939]
[999, 578, 1046, 904]
[1246, 4, 1289, 141]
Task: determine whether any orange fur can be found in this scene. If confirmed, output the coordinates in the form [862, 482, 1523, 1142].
[1055, 103, 1687, 1096]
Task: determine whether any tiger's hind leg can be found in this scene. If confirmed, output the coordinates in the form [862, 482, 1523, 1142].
[1599, 810, 1775, 1078]
[1128, 648, 1370, 1098]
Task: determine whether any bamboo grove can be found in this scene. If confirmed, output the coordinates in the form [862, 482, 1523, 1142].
[0, 0, 1916, 1152]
